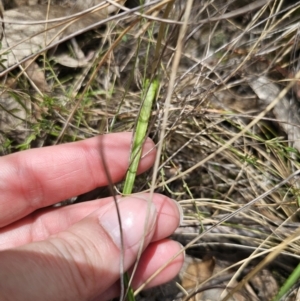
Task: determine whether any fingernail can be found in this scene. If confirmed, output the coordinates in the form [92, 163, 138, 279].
[171, 199, 184, 226]
[100, 197, 157, 250]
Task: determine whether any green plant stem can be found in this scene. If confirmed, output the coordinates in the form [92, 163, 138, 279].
[123, 79, 158, 195]
[273, 263, 300, 301]
[122, 79, 158, 301]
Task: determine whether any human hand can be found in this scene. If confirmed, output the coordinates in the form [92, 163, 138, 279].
[0, 132, 184, 300]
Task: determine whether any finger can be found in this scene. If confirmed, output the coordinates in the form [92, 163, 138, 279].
[132, 239, 184, 289]
[0, 196, 160, 301]
[0, 194, 182, 250]
[97, 239, 184, 300]
[0, 132, 156, 227]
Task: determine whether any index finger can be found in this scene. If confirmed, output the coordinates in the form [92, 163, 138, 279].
[0, 132, 156, 227]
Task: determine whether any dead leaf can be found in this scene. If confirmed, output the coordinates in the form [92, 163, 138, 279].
[180, 256, 215, 301]
[0, 89, 32, 142]
[53, 52, 91, 67]
[181, 257, 215, 289]
[0, 3, 109, 71]
[179, 255, 249, 301]
[248, 269, 278, 300]
[249, 76, 300, 152]
[23, 59, 50, 92]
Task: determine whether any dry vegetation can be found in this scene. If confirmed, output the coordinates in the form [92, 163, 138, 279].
[1, 0, 300, 300]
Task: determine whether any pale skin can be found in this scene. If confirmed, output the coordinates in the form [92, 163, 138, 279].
[0, 132, 184, 300]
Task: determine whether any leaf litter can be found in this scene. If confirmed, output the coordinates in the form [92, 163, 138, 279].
[1, 0, 300, 300]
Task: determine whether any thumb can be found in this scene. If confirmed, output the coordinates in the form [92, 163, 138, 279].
[0, 196, 157, 301]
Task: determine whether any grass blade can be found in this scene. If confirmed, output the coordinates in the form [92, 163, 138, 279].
[273, 263, 300, 301]
[122, 78, 158, 301]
